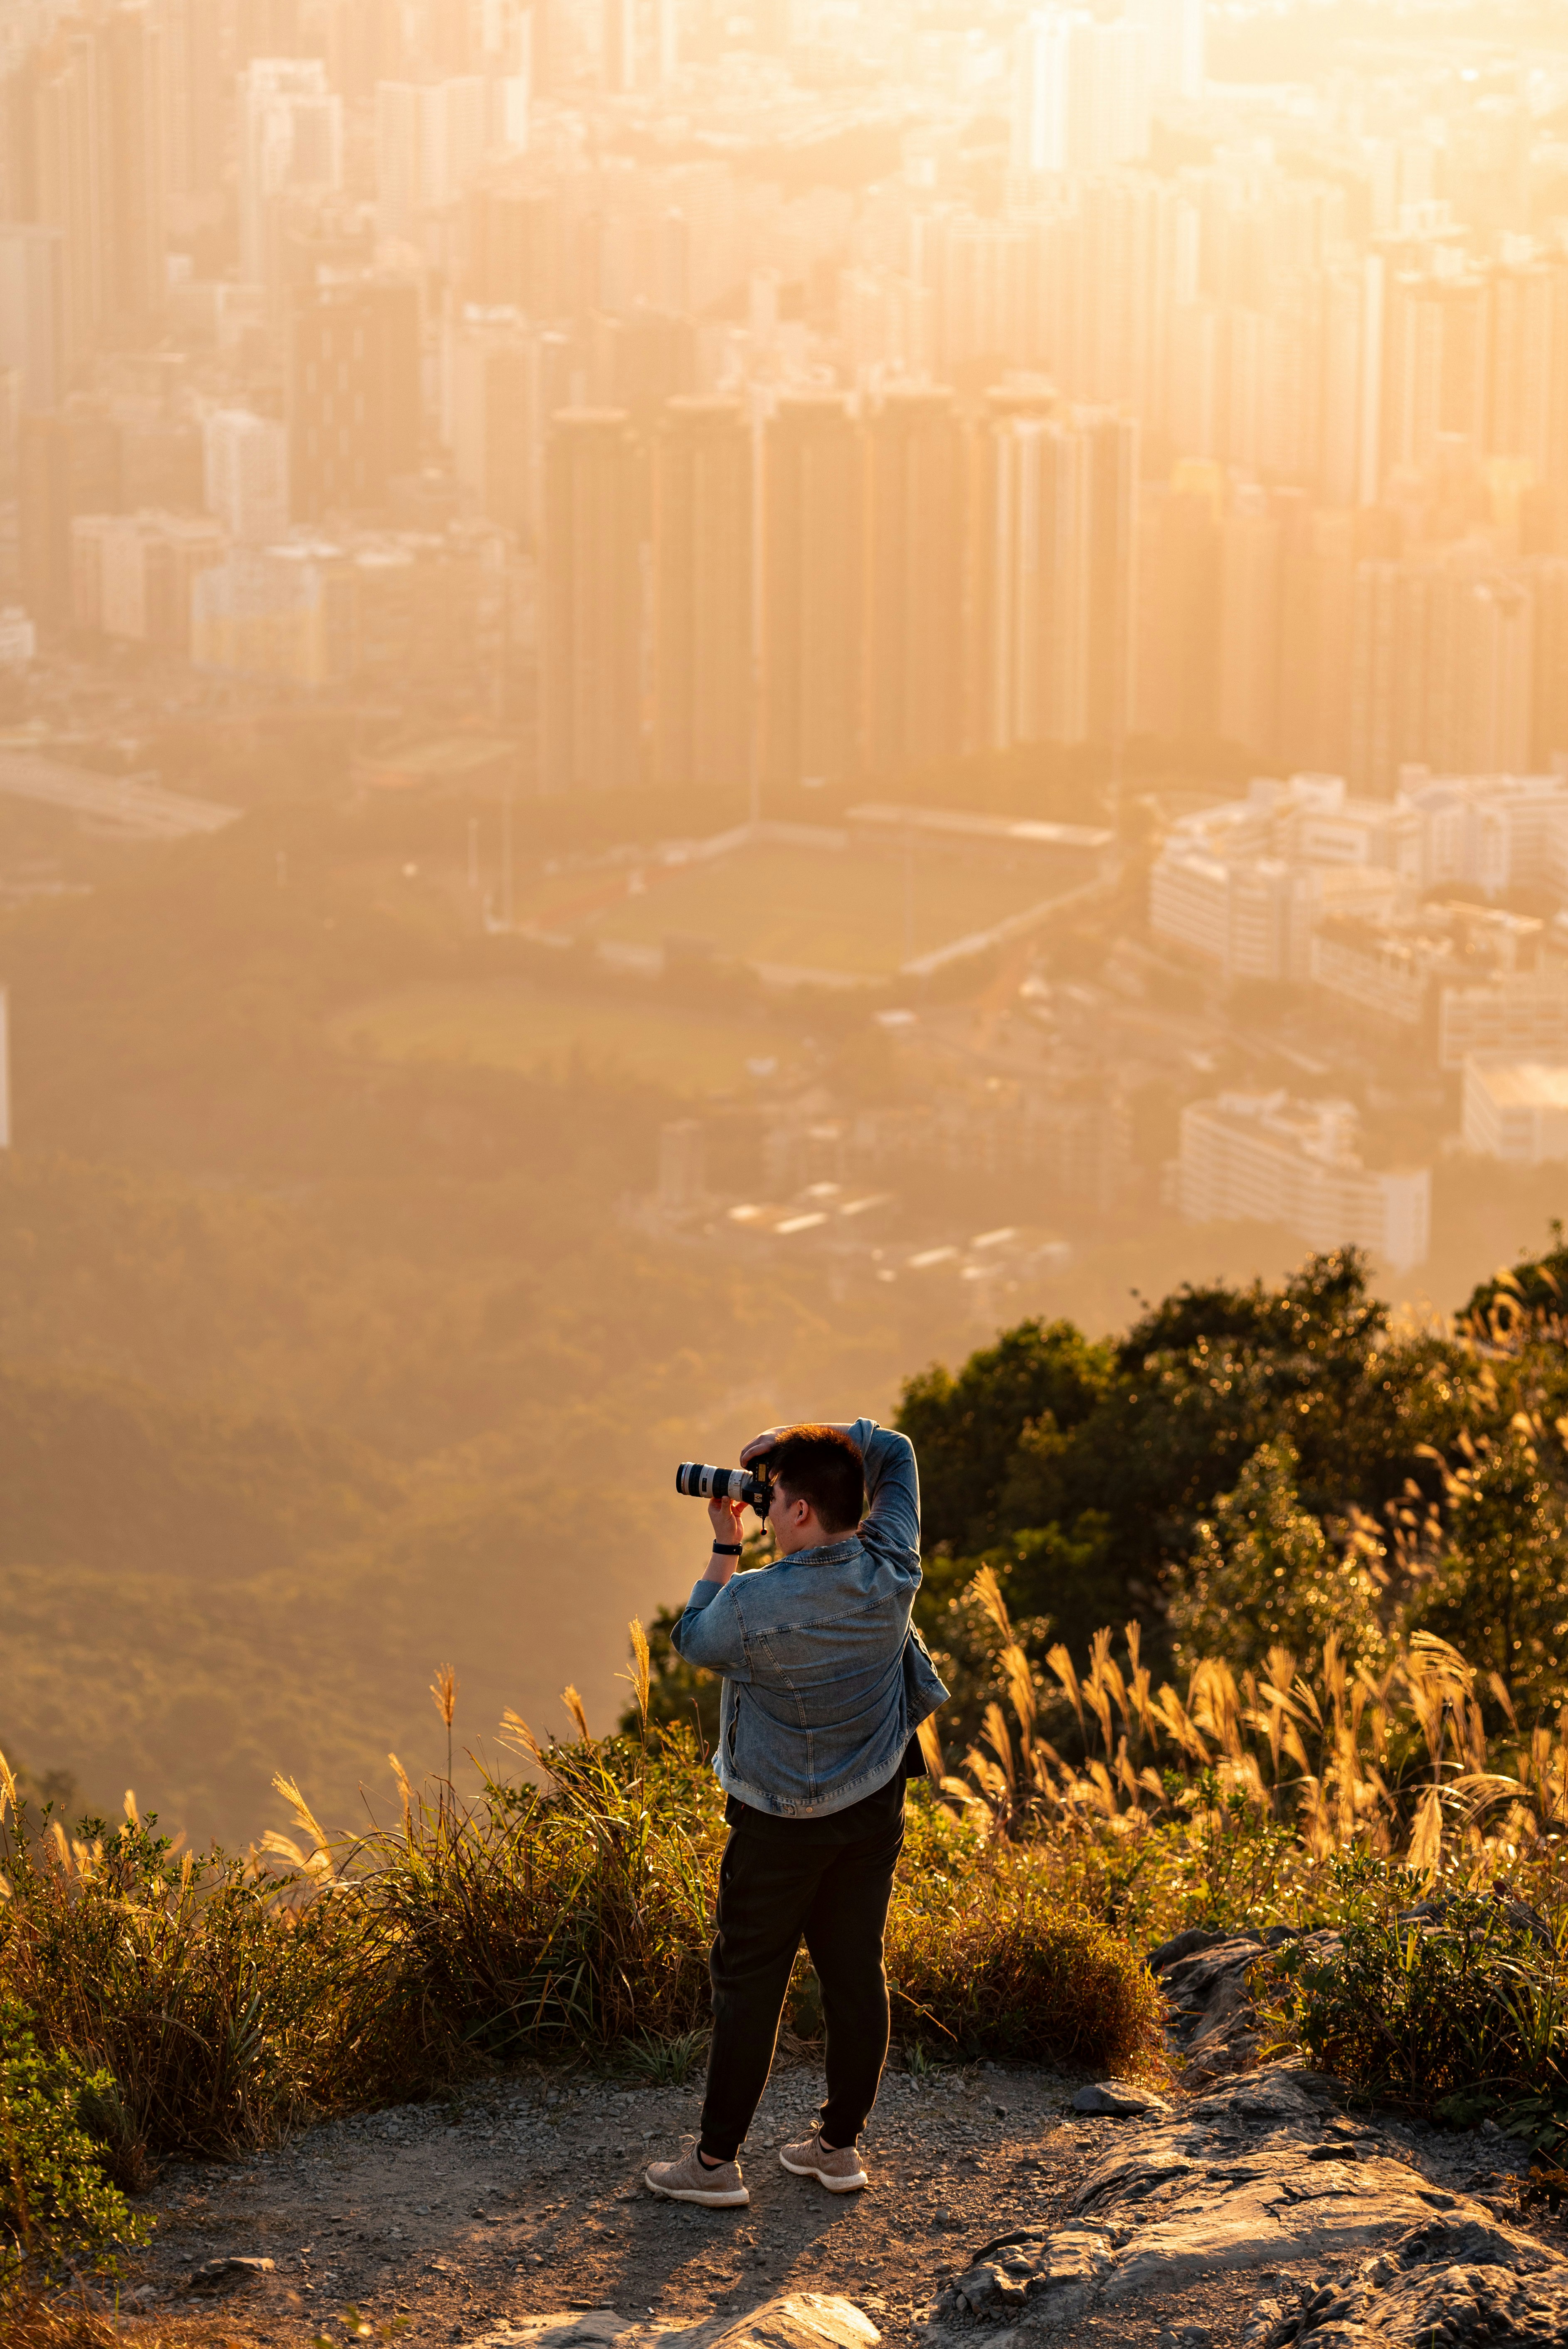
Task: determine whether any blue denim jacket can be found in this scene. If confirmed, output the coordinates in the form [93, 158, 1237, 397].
[671, 1417, 949, 1819]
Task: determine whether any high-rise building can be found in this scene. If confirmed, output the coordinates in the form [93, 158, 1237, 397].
[1011, 10, 1149, 178]
[324, 0, 412, 100]
[762, 392, 863, 795]
[1350, 554, 1536, 793]
[448, 308, 532, 540]
[286, 279, 421, 522]
[238, 59, 342, 291]
[1127, 0, 1205, 101]
[203, 409, 289, 545]
[0, 225, 67, 410]
[18, 403, 122, 624]
[652, 397, 752, 793]
[970, 391, 1138, 757]
[446, 308, 582, 548]
[603, 0, 676, 91]
[375, 76, 489, 241]
[1134, 461, 1222, 744]
[970, 390, 1086, 754]
[1081, 404, 1139, 751]
[863, 387, 963, 779]
[1485, 250, 1568, 499]
[158, 0, 225, 227]
[1380, 267, 1488, 480]
[1218, 488, 1280, 756]
[539, 410, 643, 794]
[34, 6, 166, 354]
[70, 508, 225, 655]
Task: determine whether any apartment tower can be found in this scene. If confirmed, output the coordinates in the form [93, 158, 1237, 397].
[652, 396, 752, 793]
[540, 408, 643, 794]
[762, 392, 863, 795]
[863, 386, 963, 779]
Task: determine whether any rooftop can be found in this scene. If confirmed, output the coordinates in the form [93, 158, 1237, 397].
[1466, 1060, 1568, 1109]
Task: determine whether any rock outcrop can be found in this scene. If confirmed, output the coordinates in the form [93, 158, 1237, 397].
[1247, 2216, 1568, 2345]
[924, 2068, 1556, 2337]
[920, 1927, 1566, 2347]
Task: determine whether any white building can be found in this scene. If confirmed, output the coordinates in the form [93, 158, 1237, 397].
[1462, 1059, 1568, 1164]
[1151, 848, 1315, 983]
[191, 542, 353, 687]
[1153, 769, 1568, 982]
[1127, 0, 1205, 100]
[1179, 1091, 1430, 1270]
[202, 410, 289, 545]
[71, 513, 226, 656]
[1151, 773, 1417, 981]
[238, 61, 343, 289]
[0, 607, 36, 665]
[376, 77, 492, 240]
[1440, 977, 1568, 1071]
[1012, 10, 1150, 176]
[1403, 771, 1568, 897]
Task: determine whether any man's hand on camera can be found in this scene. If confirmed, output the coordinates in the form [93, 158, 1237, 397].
[739, 1430, 782, 1466]
[707, 1494, 745, 1542]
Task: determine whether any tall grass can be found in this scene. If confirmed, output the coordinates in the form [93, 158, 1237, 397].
[8, 1595, 1568, 2195]
[939, 1568, 1568, 1942]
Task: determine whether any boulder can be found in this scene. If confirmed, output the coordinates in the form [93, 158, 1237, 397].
[479, 2296, 881, 2349]
[1072, 2083, 1173, 2119]
[188, 2256, 276, 2296]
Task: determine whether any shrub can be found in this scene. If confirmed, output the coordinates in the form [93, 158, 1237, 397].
[0, 1996, 147, 2294]
[327, 1717, 725, 2073]
[888, 1805, 1164, 2068]
[0, 1799, 387, 2167]
[1262, 1862, 1568, 2156]
[1166, 1439, 1389, 1679]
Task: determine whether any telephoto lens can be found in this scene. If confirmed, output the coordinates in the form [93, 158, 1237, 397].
[675, 1462, 771, 1510]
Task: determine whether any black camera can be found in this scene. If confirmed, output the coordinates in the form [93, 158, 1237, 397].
[676, 1461, 774, 1518]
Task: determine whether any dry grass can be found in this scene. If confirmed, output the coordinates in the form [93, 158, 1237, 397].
[941, 1568, 1568, 1935]
[0, 2296, 261, 2349]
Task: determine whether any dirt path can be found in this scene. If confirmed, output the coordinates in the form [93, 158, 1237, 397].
[128, 2060, 1092, 2347]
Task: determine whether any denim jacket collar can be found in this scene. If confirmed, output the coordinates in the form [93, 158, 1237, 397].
[777, 1534, 861, 1569]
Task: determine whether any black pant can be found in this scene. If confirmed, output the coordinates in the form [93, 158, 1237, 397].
[698, 1784, 904, 2163]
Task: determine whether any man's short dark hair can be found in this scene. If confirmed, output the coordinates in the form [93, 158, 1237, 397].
[768, 1425, 865, 1536]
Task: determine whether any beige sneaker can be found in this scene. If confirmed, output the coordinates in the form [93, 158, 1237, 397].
[644, 2142, 750, 2207]
[779, 2127, 868, 2191]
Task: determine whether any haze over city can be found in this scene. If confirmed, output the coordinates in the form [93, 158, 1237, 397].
[2, 0, 1568, 1848]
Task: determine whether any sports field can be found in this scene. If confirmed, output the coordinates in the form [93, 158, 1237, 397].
[328, 980, 803, 1095]
[516, 839, 1062, 980]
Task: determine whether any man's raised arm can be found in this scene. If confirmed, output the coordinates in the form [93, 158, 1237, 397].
[738, 1418, 919, 1562]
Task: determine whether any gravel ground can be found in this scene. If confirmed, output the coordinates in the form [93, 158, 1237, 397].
[120, 2061, 1563, 2349]
[126, 2060, 1087, 2346]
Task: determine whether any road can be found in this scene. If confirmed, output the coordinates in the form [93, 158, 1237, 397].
[0, 749, 241, 841]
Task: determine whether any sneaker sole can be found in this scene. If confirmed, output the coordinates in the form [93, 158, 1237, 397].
[644, 2170, 750, 2208]
[778, 2150, 868, 2192]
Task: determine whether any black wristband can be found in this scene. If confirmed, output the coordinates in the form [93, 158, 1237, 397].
[710, 1542, 743, 1556]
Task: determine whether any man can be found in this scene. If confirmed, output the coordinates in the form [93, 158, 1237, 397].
[644, 1417, 946, 2210]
